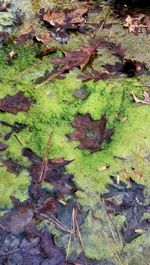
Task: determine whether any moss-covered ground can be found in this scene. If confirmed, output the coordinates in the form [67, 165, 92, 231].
[0, 1, 150, 263]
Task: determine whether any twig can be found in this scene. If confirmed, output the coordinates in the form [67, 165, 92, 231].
[74, 208, 87, 265]
[38, 134, 52, 183]
[37, 212, 71, 234]
[13, 58, 51, 80]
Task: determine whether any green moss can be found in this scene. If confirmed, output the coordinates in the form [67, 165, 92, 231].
[0, 43, 150, 261]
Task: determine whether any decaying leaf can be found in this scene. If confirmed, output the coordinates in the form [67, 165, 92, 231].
[0, 92, 33, 114]
[34, 33, 52, 44]
[22, 148, 75, 195]
[43, 6, 88, 27]
[103, 59, 147, 77]
[2, 158, 22, 175]
[0, 142, 8, 151]
[132, 91, 150, 104]
[124, 13, 150, 35]
[0, 201, 35, 234]
[14, 26, 34, 45]
[102, 176, 150, 243]
[98, 39, 126, 61]
[80, 70, 111, 82]
[68, 114, 114, 152]
[36, 45, 57, 58]
[36, 44, 99, 85]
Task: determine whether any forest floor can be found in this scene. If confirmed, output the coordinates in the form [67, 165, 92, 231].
[0, 1, 150, 264]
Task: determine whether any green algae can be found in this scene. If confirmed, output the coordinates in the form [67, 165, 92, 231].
[0, 42, 150, 262]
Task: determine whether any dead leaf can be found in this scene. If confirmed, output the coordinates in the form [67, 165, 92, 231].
[34, 33, 52, 44]
[68, 114, 114, 152]
[43, 7, 88, 26]
[36, 44, 98, 85]
[15, 26, 34, 45]
[36, 46, 57, 58]
[0, 142, 8, 151]
[80, 70, 111, 82]
[22, 148, 75, 195]
[132, 91, 150, 104]
[124, 14, 148, 35]
[0, 92, 33, 114]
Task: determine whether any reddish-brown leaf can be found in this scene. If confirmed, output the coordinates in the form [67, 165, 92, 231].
[0, 92, 33, 114]
[68, 114, 114, 152]
[36, 45, 57, 58]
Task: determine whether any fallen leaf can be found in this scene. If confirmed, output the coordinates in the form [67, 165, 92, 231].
[36, 44, 99, 85]
[34, 33, 52, 44]
[0, 142, 8, 151]
[22, 148, 75, 195]
[80, 70, 111, 82]
[102, 176, 150, 243]
[2, 158, 22, 175]
[98, 40, 126, 61]
[103, 59, 147, 77]
[0, 92, 33, 114]
[68, 114, 114, 152]
[132, 91, 150, 104]
[36, 45, 57, 58]
[15, 26, 34, 45]
[124, 14, 149, 35]
[43, 6, 88, 26]
[0, 202, 34, 234]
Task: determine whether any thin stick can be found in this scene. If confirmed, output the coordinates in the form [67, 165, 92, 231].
[13, 58, 51, 80]
[101, 197, 124, 248]
[38, 134, 52, 183]
[37, 212, 71, 234]
[66, 209, 74, 261]
[74, 208, 87, 265]
[72, 207, 78, 257]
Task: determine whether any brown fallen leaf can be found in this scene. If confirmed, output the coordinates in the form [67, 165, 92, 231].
[34, 33, 52, 44]
[43, 6, 88, 26]
[0, 92, 33, 114]
[36, 44, 99, 86]
[80, 70, 111, 82]
[14, 26, 34, 45]
[22, 148, 75, 195]
[68, 114, 114, 152]
[132, 91, 150, 105]
[36, 46, 57, 58]
[124, 14, 149, 35]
